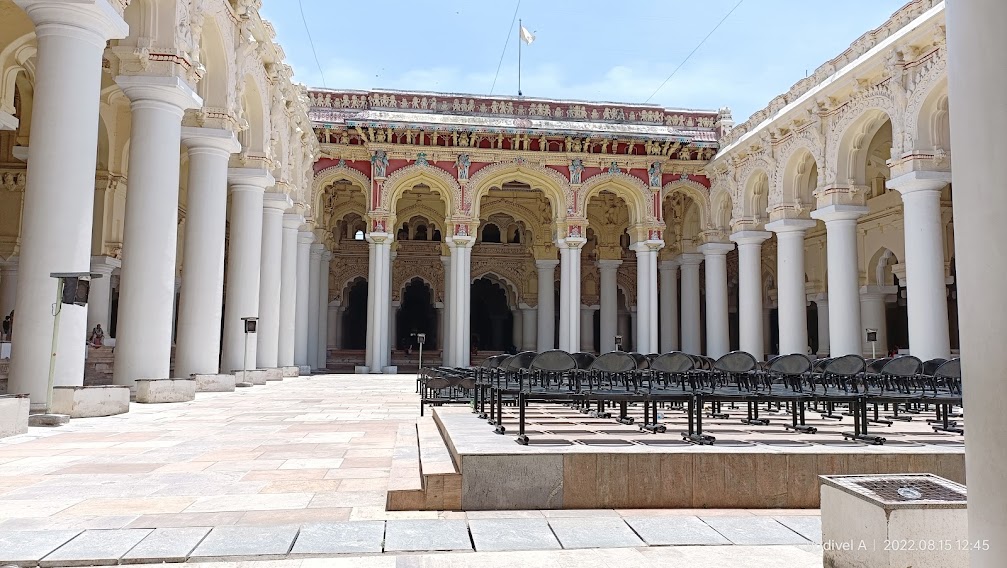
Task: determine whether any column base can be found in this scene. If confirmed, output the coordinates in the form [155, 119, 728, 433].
[193, 374, 236, 393]
[135, 378, 197, 404]
[230, 369, 268, 385]
[51, 386, 130, 418]
[262, 368, 283, 382]
[298, 365, 312, 375]
[281, 366, 300, 378]
[27, 413, 70, 427]
[354, 365, 371, 374]
[379, 366, 398, 374]
[0, 394, 30, 437]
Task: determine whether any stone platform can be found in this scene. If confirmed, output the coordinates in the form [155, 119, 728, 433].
[50, 385, 130, 418]
[135, 378, 197, 404]
[0, 393, 29, 438]
[404, 405, 966, 511]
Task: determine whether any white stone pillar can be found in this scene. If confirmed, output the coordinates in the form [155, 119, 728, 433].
[174, 128, 238, 379]
[629, 309, 638, 351]
[765, 219, 815, 355]
[659, 259, 679, 353]
[365, 233, 393, 372]
[218, 169, 272, 374]
[860, 286, 895, 358]
[617, 311, 630, 350]
[678, 253, 703, 355]
[520, 306, 537, 351]
[812, 296, 830, 357]
[812, 206, 868, 356]
[446, 236, 474, 367]
[558, 237, 587, 352]
[386, 253, 395, 367]
[277, 213, 302, 368]
[307, 243, 323, 369]
[598, 259, 621, 353]
[579, 306, 596, 352]
[698, 242, 733, 359]
[946, 3, 1007, 554]
[632, 241, 662, 354]
[294, 230, 314, 369]
[535, 259, 558, 352]
[9, 0, 128, 406]
[732, 231, 769, 359]
[0, 258, 17, 326]
[439, 256, 451, 364]
[86, 256, 119, 335]
[111, 76, 201, 388]
[255, 192, 292, 369]
[887, 172, 952, 361]
[316, 250, 330, 370]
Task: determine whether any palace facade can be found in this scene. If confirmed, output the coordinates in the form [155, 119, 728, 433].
[0, 0, 955, 392]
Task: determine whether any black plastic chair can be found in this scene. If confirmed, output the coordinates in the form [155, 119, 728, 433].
[924, 358, 963, 434]
[763, 353, 816, 433]
[645, 352, 697, 435]
[581, 351, 640, 425]
[510, 350, 580, 445]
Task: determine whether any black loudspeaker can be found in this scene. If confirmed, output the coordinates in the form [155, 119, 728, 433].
[60, 277, 90, 306]
[866, 330, 878, 342]
[244, 319, 258, 333]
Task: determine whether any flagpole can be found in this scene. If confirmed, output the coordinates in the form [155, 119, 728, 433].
[518, 18, 522, 96]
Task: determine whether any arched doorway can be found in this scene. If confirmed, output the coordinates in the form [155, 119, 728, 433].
[342, 278, 368, 349]
[398, 278, 437, 349]
[471, 277, 513, 352]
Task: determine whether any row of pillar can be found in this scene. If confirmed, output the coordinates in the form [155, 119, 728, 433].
[356, 184, 951, 366]
[3, 1, 332, 408]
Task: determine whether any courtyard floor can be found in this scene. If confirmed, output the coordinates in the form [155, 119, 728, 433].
[0, 375, 823, 566]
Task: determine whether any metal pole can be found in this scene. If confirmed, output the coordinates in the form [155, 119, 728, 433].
[44, 279, 64, 414]
[518, 18, 522, 96]
[242, 329, 248, 385]
[418, 341, 423, 370]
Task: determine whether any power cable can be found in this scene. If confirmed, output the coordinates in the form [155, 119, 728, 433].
[645, 0, 744, 103]
[299, 0, 327, 88]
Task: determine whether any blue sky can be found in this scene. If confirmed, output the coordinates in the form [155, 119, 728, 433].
[262, 0, 907, 123]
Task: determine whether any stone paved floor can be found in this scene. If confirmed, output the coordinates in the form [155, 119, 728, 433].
[0, 375, 824, 566]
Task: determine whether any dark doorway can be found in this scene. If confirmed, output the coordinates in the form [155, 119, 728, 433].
[342, 278, 368, 349]
[398, 278, 437, 349]
[471, 277, 512, 351]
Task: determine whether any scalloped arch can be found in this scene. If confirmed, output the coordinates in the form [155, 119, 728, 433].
[828, 86, 903, 186]
[380, 163, 459, 217]
[904, 49, 948, 152]
[662, 178, 711, 230]
[466, 161, 569, 220]
[578, 172, 650, 226]
[312, 164, 371, 216]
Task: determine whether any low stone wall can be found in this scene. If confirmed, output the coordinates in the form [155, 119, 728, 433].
[51, 385, 130, 418]
[135, 378, 196, 403]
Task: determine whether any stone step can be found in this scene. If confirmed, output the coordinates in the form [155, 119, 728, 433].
[386, 422, 425, 510]
[386, 418, 462, 510]
[417, 416, 462, 510]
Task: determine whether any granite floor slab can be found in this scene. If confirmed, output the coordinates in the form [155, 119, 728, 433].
[700, 516, 811, 546]
[383, 519, 472, 552]
[773, 515, 822, 544]
[624, 516, 731, 546]
[291, 521, 386, 554]
[467, 518, 562, 552]
[188, 525, 299, 559]
[0, 530, 81, 565]
[40, 528, 152, 567]
[119, 526, 211, 562]
[547, 517, 645, 549]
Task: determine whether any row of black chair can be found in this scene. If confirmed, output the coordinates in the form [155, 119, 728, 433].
[419, 350, 963, 445]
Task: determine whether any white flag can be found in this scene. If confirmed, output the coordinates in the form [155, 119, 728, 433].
[520, 25, 535, 45]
